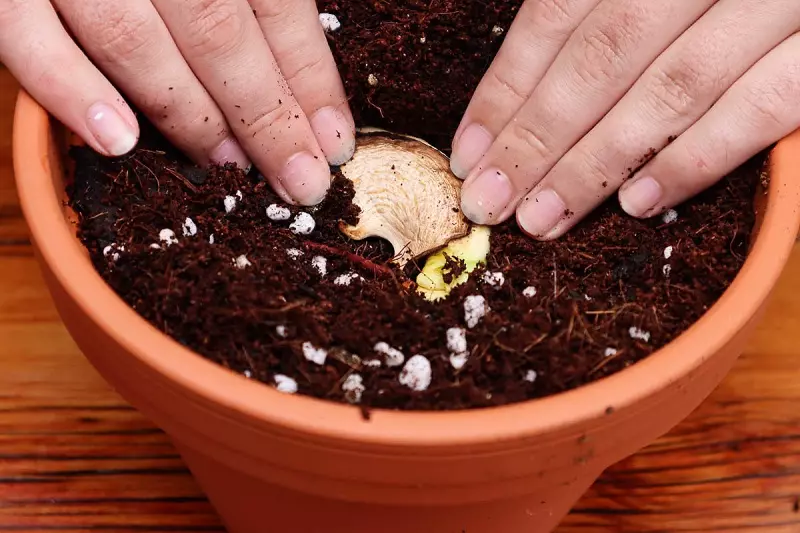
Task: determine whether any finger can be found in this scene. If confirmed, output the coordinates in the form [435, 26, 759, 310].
[450, 0, 602, 178]
[53, 0, 248, 169]
[0, 0, 138, 157]
[251, 0, 355, 166]
[620, 33, 800, 217]
[151, 0, 330, 205]
[459, 0, 715, 225]
[516, 0, 800, 239]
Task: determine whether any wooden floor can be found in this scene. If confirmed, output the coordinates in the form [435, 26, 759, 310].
[1, 67, 800, 532]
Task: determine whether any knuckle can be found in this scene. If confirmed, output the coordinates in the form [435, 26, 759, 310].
[282, 54, 326, 85]
[183, 0, 245, 58]
[251, 0, 294, 22]
[743, 74, 800, 129]
[529, 0, 574, 26]
[645, 58, 711, 117]
[571, 23, 631, 86]
[511, 119, 556, 162]
[487, 68, 530, 104]
[241, 99, 290, 138]
[576, 147, 616, 189]
[88, 8, 156, 61]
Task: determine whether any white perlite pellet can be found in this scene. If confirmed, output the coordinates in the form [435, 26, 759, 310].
[276, 325, 288, 338]
[311, 256, 327, 277]
[302, 342, 328, 365]
[522, 286, 538, 298]
[103, 244, 124, 262]
[224, 195, 237, 213]
[233, 255, 251, 269]
[334, 272, 362, 286]
[629, 327, 651, 343]
[464, 294, 488, 328]
[266, 204, 291, 221]
[209, 234, 215, 245]
[159, 228, 178, 247]
[662, 264, 672, 277]
[662, 209, 678, 224]
[363, 359, 382, 368]
[182, 217, 198, 237]
[318, 12, 341, 32]
[342, 374, 365, 403]
[491, 25, 505, 36]
[274, 374, 298, 394]
[524, 370, 537, 383]
[287, 248, 303, 260]
[604, 347, 618, 357]
[149, 243, 162, 250]
[243, 370, 252, 378]
[374, 342, 405, 367]
[664, 246, 673, 259]
[420, 35, 427, 43]
[367, 73, 379, 86]
[399, 355, 432, 392]
[236, 190, 243, 200]
[290, 212, 316, 235]
[482, 271, 505, 288]
[450, 353, 469, 370]
[446, 327, 467, 354]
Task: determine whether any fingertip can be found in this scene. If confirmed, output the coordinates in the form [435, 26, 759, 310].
[619, 176, 663, 218]
[459, 167, 515, 225]
[210, 138, 252, 170]
[310, 106, 356, 166]
[86, 102, 140, 157]
[278, 151, 331, 206]
[450, 123, 493, 179]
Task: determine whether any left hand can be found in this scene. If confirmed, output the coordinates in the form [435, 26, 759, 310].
[452, 0, 800, 239]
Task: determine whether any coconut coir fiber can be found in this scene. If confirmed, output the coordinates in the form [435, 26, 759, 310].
[67, 0, 763, 412]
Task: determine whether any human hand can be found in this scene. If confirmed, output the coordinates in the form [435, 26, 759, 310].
[0, 0, 354, 205]
[452, 0, 800, 239]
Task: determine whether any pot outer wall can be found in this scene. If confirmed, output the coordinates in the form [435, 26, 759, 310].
[44, 268, 762, 533]
[14, 94, 800, 533]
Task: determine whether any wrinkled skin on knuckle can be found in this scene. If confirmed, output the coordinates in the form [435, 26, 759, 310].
[183, 0, 246, 59]
[76, 5, 156, 64]
[251, 0, 296, 22]
[487, 68, 531, 105]
[528, 0, 574, 27]
[743, 67, 800, 130]
[574, 146, 618, 191]
[570, 21, 635, 87]
[645, 56, 716, 118]
[282, 53, 326, 86]
[241, 99, 292, 140]
[511, 119, 556, 163]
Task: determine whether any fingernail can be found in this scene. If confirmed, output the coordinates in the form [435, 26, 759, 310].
[460, 168, 514, 224]
[310, 106, 356, 166]
[450, 123, 493, 179]
[517, 189, 566, 238]
[279, 152, 331, 205]
[86, 103, 138, 156]
[620, 176, 663, 217]
[210, 138, 251, 170]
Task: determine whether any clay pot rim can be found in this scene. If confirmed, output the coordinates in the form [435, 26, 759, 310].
[13, 90, 800, 448]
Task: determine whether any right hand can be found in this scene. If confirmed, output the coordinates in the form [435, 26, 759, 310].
[0, 0, 355, 205]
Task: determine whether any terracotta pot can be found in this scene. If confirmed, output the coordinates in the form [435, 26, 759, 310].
[12, 89, 800, 532]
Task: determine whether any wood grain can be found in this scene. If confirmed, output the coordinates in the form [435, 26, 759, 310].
[1, 68, 799, 533]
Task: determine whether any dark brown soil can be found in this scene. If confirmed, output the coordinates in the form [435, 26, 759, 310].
[318, 0, 521, 151]
[65, 0, 764, 413]
[67, 129, 763, 411]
